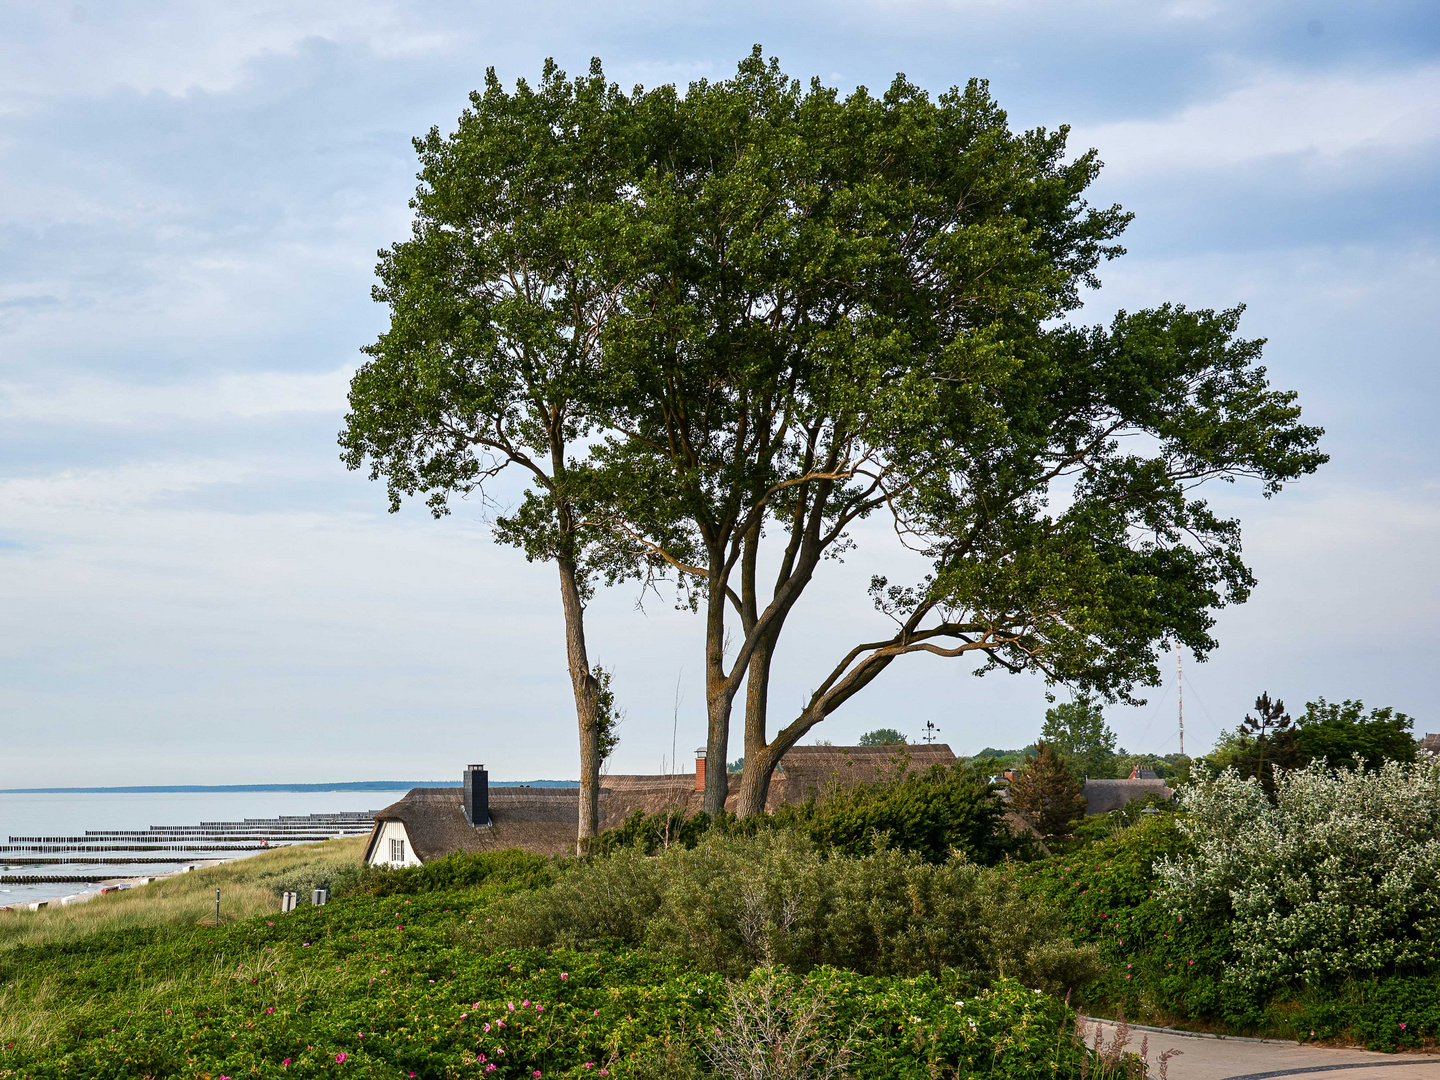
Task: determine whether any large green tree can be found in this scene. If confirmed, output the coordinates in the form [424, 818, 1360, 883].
[338, 60, 647, 850]
[1039, 695, 1120, 779]
[597, 51, 1326, 816]
[1008, 741, 1088, 839]
[1294, 697, 1416, 769]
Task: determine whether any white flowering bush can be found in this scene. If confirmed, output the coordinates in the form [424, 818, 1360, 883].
[1156, 758, 1440, 992]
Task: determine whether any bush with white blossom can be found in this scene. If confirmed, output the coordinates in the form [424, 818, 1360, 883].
[1157, 757, 1440, 993]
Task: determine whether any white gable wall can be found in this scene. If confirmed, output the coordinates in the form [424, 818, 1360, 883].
[367, 820, 423, 867]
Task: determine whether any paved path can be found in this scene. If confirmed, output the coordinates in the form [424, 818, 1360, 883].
[1087, 1020, 1440, 1080]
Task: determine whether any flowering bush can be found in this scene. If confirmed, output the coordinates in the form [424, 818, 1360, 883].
[1157, 759, 1440, 993]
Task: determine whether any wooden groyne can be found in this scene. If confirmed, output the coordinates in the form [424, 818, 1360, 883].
[4, 811, 377, 870]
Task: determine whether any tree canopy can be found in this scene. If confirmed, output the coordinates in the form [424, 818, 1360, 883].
[858, 728, 908, 746]
[1294, 697, 1416, 769]
[1211, 696, 1417, 778]
[587, 50, 1326, 815]
[344, 50, 1327, 820]
[1008, 741, 1087, 839]
[1039, 696, 1120, 779]
[338, 59, 652, 848]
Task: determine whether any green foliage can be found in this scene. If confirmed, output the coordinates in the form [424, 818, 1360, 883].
[1294, 697, 1417, 769]
[485, 831, 1100, 992]
[858, 728, 907, 746]
[592, 664, 623, 763]
[590, 762, 1022, 866]
[1040, 697, 1119, 780]
[1017, 779, 1440, 1050]
[361, 849, 557, 898]
[1227, 692, 1299, 794]
[1158, 759, 1440, 994]
[1007, 742, 1087, 838]
[774, 762, 1021, 864]
[586, 809, 720, 858]
[0, 850, 1111, 1079]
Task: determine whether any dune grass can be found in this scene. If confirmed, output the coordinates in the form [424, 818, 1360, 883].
[0, 836, 367, 952]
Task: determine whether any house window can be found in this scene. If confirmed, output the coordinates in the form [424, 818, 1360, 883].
[389, 837, 405, 864]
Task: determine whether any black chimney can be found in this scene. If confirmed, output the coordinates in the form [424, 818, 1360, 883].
[464, 764, 489, 826]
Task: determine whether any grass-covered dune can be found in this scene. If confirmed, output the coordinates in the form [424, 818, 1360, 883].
[6, 756, 1437, 1077]
[0, 838, 1112, 1080]
[0, 838, 368, 953]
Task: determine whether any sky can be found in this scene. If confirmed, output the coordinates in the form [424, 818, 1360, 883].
[1, 0, 1437, 785]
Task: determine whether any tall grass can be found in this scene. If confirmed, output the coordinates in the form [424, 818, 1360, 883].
[0, 836, 366, 952]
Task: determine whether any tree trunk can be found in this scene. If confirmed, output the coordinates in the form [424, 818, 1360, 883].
[735, 627, 777, 817]
[556, 550, 601, 853]
[702, 569, 732, 816]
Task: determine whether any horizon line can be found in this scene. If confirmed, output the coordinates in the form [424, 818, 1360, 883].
[0, 780, 581, 794]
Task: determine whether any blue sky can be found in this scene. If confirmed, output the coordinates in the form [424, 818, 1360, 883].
[2, 0, 1437, 784]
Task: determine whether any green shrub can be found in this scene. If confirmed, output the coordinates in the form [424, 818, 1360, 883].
[1158, 759, 1440, 994]
[1019, 809, 1440, 1049]
[0, 886, 1108, 1079]
[775, 761, 1023, 863]
[361, 849, 559, 897]
[485, 831, 1099, 992]
[590, 761, 1026, 865]
[586, 809, 721, 858]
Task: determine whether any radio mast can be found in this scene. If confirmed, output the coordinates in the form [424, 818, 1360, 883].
[1176, 645, 1185, 756]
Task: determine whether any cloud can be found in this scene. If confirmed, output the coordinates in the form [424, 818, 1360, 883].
[0, 368, 353, 425]
[1075, 63, 1440, 178]
[0, 1, 459, 104]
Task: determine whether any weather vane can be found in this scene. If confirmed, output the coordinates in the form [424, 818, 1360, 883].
[922, 720, 939, 744]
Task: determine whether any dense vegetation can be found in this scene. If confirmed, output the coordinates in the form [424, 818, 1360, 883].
[483, 832, 1096, 990]
[1, 847, 1109, 1079]
[4, 734, 1436, 1076]
[592, 761, 1025, 865]
[1015, 762, 1440, 1051]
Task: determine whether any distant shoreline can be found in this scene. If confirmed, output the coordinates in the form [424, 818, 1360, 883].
[0, 781, 580, 794]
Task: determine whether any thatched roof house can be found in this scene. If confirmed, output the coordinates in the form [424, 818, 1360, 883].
[1079, 777, 1173, 815]
[362, 785, 593, 864]
[364, 744, 960, 867]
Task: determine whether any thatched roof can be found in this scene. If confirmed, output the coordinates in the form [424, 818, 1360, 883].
[368, 744, 966, 863]
[1420, 733, 1440, 754]
[598, 775, 700, 824]
[1080, 778, 1173, 815]
[774, 744, 957, 803]
[363, 787, 586, 861]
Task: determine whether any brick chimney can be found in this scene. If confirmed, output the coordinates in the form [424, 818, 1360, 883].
[694, 749, 707, 792]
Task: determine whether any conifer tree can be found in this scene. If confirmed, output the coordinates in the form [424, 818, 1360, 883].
[1008, 741, 1087, 838]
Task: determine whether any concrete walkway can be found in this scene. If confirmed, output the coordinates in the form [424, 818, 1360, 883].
[1087, 1020, 1440, 1080]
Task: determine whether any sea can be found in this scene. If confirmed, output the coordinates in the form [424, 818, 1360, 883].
[0, 789, 411, 907]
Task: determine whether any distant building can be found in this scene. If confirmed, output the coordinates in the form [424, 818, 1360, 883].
[1419, 733, 1440, 756]
[363, 744, 960, 867]
[1080, 776, 1173, 815]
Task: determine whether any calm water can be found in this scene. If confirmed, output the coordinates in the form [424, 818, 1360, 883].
[0, 790, 409, 906]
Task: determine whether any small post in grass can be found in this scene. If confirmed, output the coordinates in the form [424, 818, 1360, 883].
[215, 888, 220, 927]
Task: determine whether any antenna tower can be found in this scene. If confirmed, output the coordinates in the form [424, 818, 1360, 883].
[1176, 644, 1185, 756]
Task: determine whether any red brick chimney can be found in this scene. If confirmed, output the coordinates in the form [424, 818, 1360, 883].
[694, 749, 707, 792]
